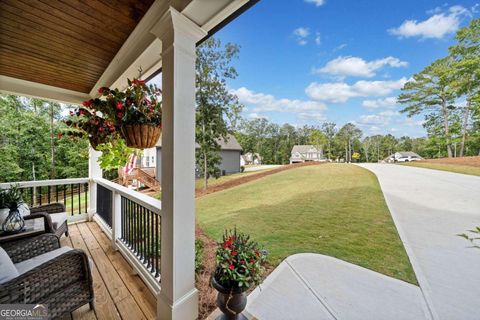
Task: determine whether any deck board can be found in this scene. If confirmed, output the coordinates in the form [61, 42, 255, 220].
[61, 222, 155, 320]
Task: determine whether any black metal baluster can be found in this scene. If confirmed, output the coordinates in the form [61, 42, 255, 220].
[142, 206, 146, 263]
[47, 186, 51, 204]
[145, 208, 149, 268]
[84, 183, 88, 214]
[155, 213, 159, 278]
[55, 185, 58, 203]
[78, 183, 81, 215]
[70, 184, 74, 216]
[150, 210, 154, 272]
[38, 186, 42, 205]
[30, 187, 33, 206]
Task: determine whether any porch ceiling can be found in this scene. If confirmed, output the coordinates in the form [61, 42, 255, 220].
[0, 0, 156, 93]
[0, 0, 258, 104]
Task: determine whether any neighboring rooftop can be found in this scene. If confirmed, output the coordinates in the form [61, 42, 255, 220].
[291, 145, 320, 154]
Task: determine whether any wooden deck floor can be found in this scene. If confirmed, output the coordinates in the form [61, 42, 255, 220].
[60, 221, 156, 320]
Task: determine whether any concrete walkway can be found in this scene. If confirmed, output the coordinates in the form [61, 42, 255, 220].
[358, 164, 480, 320]
[245, 254, 429, 320]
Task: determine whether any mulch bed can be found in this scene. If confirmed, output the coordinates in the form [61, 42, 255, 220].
[195, 162, 320, 319]
[419, 156, 480, 167]
[195, 161, 324, 198]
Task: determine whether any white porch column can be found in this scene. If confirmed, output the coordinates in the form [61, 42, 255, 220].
[151, 7, 206, 320]
[88, 147, 102, 220]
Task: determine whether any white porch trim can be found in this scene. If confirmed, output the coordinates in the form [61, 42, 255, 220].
[151, 7, 207, 320]
[0, 75, 91, 105]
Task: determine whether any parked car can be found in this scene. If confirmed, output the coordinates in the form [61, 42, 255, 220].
[396, 155, 421, 162]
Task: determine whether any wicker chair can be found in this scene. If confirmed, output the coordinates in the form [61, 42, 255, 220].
[0, 234, 94, 319]
[28, 203, 69, 238]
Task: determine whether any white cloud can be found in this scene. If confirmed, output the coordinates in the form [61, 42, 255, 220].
[305, 78, 407, 103]
[333, 43, 347, 52]
[362, 97, 398, 109]
[315, 32, 321, 45]
[231, 87, 327, 116]
[293, 27, 310, 45]
[389, 5, 470, 39]
[313, 56, 408, 78]
[305, 0, 325, 7]
[248, 113, 268, 120]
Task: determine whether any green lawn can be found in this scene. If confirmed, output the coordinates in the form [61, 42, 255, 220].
[196, 163, 417, 284]
[400, 162, 480, 176]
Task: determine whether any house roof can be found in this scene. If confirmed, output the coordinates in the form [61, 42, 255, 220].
[291, 145, 320, 154]
[156, 133, 242, 151]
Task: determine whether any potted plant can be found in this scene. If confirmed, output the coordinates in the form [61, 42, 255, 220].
[211, 229, 266, 320]
[1, 185, 26, 233]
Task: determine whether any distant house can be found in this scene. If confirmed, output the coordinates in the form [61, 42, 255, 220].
[156, 134, 242, 180]
[240, 152, 262, 166]
[290, 145, 324, 164]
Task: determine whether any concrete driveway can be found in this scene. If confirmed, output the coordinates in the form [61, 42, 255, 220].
[358, 164, 480, 320]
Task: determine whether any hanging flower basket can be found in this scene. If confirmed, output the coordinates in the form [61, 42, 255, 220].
[121, 124, 161, 149]
[63, 78, 162, 150]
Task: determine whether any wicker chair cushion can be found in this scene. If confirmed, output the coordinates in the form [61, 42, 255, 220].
[15, 246, 72, 275]
[50, 212, 67, 229]
[0, 247, 19, 284]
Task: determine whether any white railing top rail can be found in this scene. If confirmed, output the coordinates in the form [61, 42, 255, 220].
[95, 178, 162, 215]
[0, 177, 90, 189]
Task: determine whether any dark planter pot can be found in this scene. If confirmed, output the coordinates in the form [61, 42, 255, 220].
[211, 277, 248, 320]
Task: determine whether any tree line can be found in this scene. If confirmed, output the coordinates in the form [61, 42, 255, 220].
[0, 95, 88, 183]
[399, 19, 480, 158]
[235, 118, 441, 164]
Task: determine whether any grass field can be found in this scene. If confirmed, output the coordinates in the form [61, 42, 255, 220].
[196, 163, 417, 284]
[401, 162, 480, 176]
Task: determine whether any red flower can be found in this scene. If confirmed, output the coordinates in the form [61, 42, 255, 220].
[98, 87, 108, 94]
[229, 264, 235, 270]
[116, 102, 124, 110]
[231, 251, 237, 256]
[79, 109, 86, 115]
[99, 127, 105, 132]
[57, 133, 63, 139]
[82, 100, 93, 108]
[132, 79, 145, 86]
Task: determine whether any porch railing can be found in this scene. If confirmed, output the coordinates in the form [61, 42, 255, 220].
[0, 178, 89, 218]
[93, 178, 162, 294]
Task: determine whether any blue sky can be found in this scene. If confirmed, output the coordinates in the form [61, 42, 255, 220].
[212, 0, 479, 137]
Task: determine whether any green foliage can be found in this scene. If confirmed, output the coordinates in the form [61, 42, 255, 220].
[458, 226, 480, 249]
[96, 139, 139, 171]
[0, 185, 24, 210]
[240, 166, 245, 173]
[0, 94, 88, 182]
[214, 229, 267, 289]
[195, 239, 205, 273]
[195, 38, 243, 188]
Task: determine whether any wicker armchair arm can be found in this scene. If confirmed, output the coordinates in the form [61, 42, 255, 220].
[0, 249, 93, 305]
[23, 212, 55, 234]
[30, 203, 66, 214]
[2, 233, 60, 263]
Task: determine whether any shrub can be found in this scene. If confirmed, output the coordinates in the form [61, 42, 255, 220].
[195, 239, 205, 273]
[213, 229, 267, 289]
[240, 166, 245, 173]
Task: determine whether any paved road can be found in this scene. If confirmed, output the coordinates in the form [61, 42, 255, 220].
[358, 164, 480, 320]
